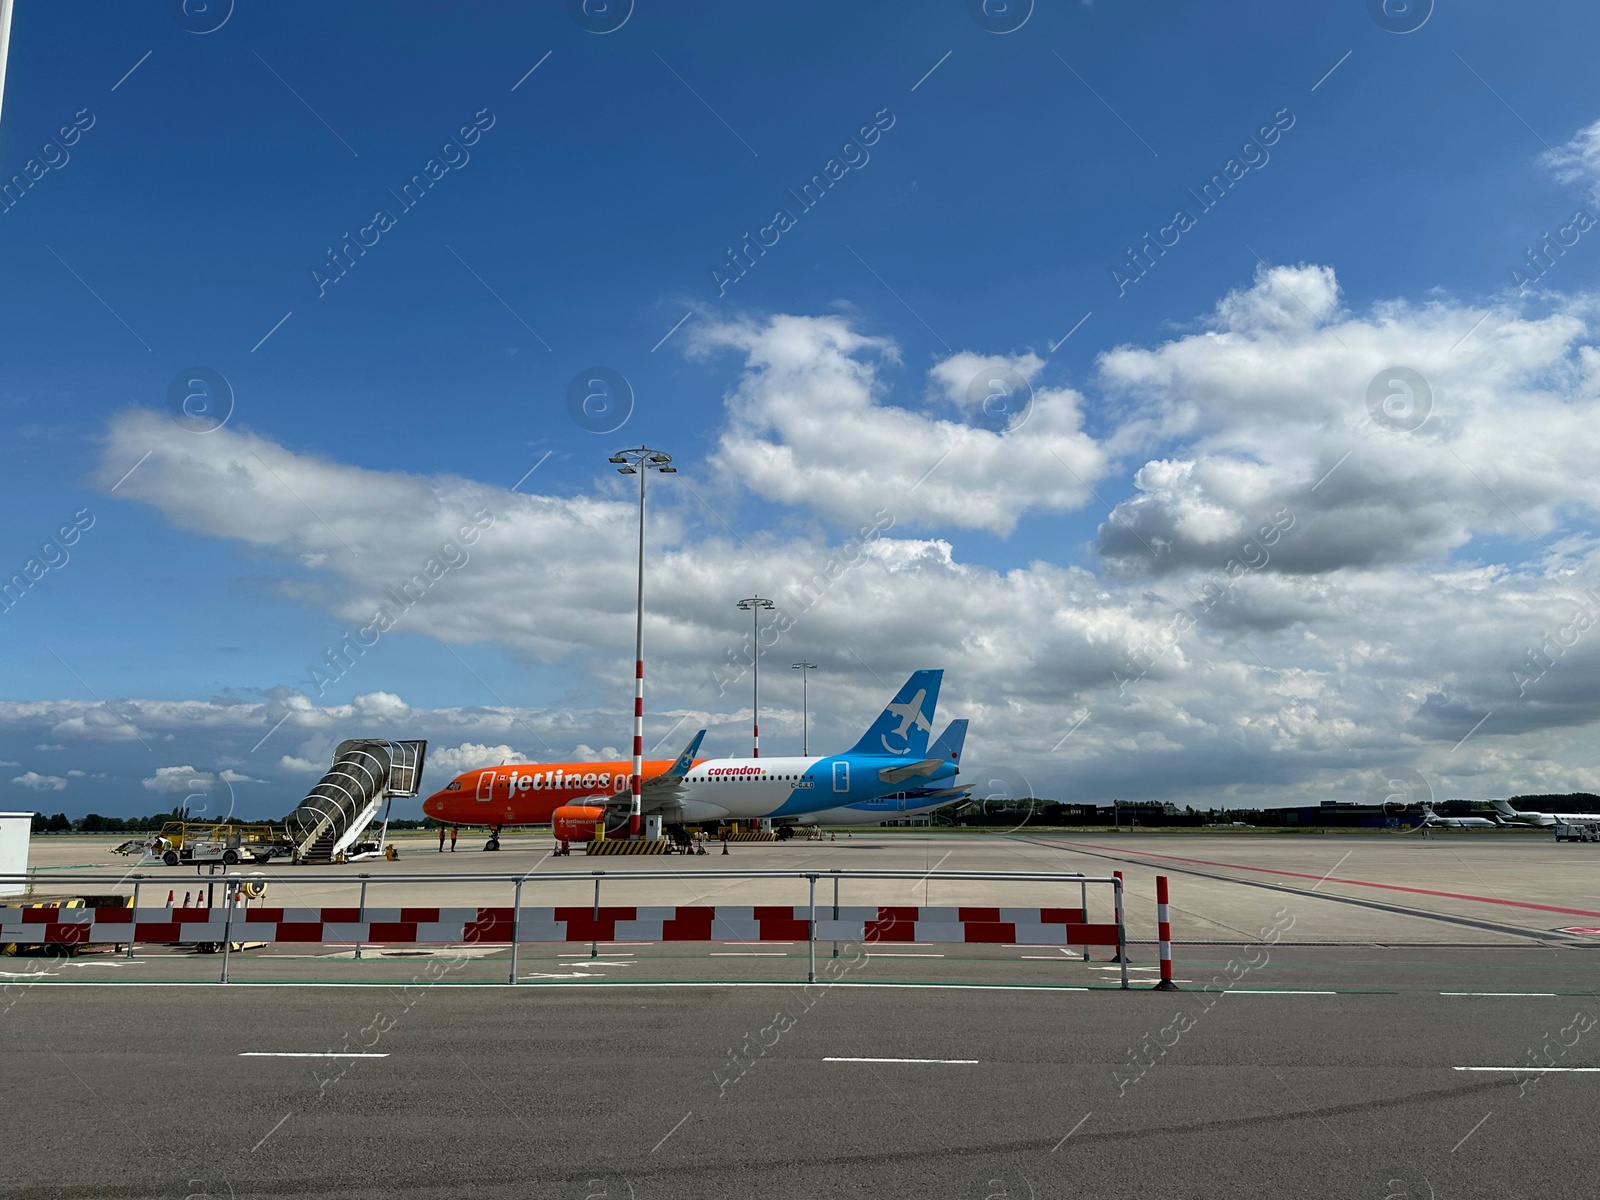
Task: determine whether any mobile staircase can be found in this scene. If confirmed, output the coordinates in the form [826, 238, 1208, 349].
[286, 739, 426, 864]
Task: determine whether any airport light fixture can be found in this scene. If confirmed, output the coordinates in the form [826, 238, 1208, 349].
[612, 446, 675, 836]
[792, 660, 817, 755]
[737, 596, 775, 757]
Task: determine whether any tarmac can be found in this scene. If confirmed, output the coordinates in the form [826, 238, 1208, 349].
[4, 829, 1599, 1196]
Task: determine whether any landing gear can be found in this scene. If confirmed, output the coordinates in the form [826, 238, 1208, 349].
[485, 825, 502, 852]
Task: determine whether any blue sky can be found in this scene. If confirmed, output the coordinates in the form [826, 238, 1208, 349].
[5, 0, 1600, 817]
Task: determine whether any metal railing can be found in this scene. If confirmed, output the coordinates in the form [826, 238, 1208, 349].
[0, 869, 1128, 988]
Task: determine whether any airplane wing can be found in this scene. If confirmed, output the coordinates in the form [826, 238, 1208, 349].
[639, 729, 706, 813]
[877, 757, 946, 784]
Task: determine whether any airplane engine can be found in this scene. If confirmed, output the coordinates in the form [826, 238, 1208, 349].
[552, 804, 607, 842]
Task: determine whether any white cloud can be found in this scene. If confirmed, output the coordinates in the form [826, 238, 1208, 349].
[694, 314, 1108, 536]
[278, 755, 321, 773]
[427, 742, 528, 777]
[66, 769, 85, 777]
[1096, 263, 1600, 574]
[219, 769, 264, 784]
[1543, 118, 1600, 204]
[11, 772, 66, 791]
[34, 744, 66, 752]
[141, 766, 214, 794]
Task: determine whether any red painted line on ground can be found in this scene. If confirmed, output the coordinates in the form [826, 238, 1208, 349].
[1061, 841, 1600, 920]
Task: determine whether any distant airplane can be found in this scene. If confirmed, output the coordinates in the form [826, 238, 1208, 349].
[1491, 799, 1600, 828]
[1418, 804, 1501, 829]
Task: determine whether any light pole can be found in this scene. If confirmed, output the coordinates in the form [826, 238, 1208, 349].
[610, 446, 675, 837]
[736, 597, 774, 757]
[792, 660, 817, 755]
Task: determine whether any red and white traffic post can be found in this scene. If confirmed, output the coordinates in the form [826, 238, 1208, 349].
[1110, 870, 1124, 962]
[1153, 873, 1178, 990]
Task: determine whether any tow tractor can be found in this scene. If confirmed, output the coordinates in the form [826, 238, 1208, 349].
[124, 822, 290, 866]
[1555, 821, 1600, 842]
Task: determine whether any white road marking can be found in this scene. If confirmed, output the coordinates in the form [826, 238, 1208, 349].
[239, 1052, 388, 1058]
[1223, 990, 1337, 995]
[825, 1057, 978, 1064]
[1454, 1067, 1600, 1073]
[866, 953, 944, 958]
[710, 952, 788, 956]
[1441, 992, 1557, 997]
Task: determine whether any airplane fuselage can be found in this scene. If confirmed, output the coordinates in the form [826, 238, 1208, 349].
[665, 754, 959, 823]
[421, 758, 686, 827]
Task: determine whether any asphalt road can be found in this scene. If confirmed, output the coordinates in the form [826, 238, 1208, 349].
[4, 983, 1598, 1199]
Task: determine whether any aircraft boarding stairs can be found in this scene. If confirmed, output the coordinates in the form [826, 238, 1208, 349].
[285, 739, 427, 863]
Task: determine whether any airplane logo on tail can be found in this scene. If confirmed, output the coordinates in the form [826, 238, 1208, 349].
[881, 689, 933, 754]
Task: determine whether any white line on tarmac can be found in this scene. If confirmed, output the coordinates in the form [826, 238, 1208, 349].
[709, 952, 788, 956]
[1441, 992, 1557, 997]
[1454, 1067, 1600, 1073]
[865, 953, 944, 958]
[825, 1057, 978, 1064]
[1222, 990, 1338, 995]
[239, 1052, 388, 1058]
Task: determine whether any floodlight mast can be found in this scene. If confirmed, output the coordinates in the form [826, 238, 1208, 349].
[611, 446, 675, 837]
[736, 597, 775, 756]
[792, 660, 817, 755]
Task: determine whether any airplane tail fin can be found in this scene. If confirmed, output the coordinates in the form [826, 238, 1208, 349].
[929, 719, 968, 768]
[847, 670, 942, 759]
[1490, 799, 1517, 817]
[662, 730, 705, 783]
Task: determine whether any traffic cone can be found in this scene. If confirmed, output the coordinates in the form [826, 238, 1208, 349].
[165, 890, 175, 907]
[182, 891, 192, 907]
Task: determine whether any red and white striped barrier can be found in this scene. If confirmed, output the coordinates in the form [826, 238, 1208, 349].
[0, 904, 1122, 949]
[1153, 874, 1178, 990]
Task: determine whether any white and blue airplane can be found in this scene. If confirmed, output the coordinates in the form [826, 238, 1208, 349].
[630, 670, 956, 828]
[792, 719, 970, 828]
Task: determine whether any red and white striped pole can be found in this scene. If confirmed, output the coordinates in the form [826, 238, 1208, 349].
[629, 651, 644, 838]
[1153, 874, 1178, 990]
[737, 597, 773, 758]
[613, 447, 674, 839]
[1110, 870, 1124, 962]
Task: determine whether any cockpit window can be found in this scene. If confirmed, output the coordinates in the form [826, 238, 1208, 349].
[446, 781, 461, 791]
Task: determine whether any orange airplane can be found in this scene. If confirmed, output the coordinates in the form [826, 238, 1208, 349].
[421, 731, 704, 849]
